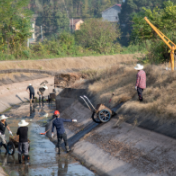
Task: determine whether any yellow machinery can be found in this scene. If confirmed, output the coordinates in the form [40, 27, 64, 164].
[144, 17, 176, 71]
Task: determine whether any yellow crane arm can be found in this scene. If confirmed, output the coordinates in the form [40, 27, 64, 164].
[144, 17, 176, 71]
[144, 17, 176, 50]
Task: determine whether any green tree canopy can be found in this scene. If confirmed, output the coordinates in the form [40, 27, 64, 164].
[0, 0, 32, 56]
[131, 1, 176, 42]
[75, 18, 121, 53]
[119, 0, 176, 45]
[30, 0, 122, 18]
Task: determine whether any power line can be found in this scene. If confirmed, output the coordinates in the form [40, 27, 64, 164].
[35, 16, 100, 19]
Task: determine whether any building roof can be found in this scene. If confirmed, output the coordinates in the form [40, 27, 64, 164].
[70, 19, 83, 26]
[102, 4, 121, 13]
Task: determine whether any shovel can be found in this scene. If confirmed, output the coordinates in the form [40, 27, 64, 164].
[109, 93, 115, 103]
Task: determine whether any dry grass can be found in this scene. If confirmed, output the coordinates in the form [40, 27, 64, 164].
[84, 63, 176, 121]
[0, 54, 140, 71]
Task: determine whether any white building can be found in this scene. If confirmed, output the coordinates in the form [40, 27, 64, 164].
[102, 4, 121, 23]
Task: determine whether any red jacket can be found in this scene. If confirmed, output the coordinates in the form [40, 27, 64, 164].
[136, 70, 146, 89]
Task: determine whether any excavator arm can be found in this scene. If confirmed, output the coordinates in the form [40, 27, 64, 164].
[144, 17, 176, 70]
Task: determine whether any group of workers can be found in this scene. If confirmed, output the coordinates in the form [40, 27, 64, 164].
[0, 115, 29, 165]
[0, 109, 77, 165]
[26, 83, 49, 105]
[0, 63, 145, 166]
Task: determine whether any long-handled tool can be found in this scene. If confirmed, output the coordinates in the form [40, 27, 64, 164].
[40, 128, 51, 135]
[109, 93, 115, 103]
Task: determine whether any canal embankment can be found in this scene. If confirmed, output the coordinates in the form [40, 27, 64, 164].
[46, 88, 176, 176]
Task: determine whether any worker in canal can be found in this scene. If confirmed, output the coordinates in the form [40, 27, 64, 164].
[17, 120, 29, 165]
[0, 115, 13, 152]
[134, 64, 146, 102]
[51, 110, 77, 154]
[26, 83, 35, 105]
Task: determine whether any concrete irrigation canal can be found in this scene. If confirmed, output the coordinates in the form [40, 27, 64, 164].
[0, 103, 97, 176]
[1, 71, 176, 176]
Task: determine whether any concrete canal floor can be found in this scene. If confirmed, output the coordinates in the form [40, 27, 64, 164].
[0, 103, 97, 176]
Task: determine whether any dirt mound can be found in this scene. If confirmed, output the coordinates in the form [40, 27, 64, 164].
[54, 73, 82, 88]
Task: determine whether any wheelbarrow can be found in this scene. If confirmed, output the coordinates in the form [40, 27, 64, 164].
[7, 135, 30, 157]
[80, 95, 115, 123]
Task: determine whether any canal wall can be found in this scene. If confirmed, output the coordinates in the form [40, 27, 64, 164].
[0, 167, 7, 176]
[47, 91, 176, 176]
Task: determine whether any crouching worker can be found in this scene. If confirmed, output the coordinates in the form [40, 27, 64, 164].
[51, 110, 77, 154]
[17, 120, 29, 165]
[0, 115, 13, 152]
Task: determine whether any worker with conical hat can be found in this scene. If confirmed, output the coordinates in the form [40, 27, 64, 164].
[51, 110, 77, 154]
[0, 115, 12, 153]
[134, 64, 146, 102]
[17, 120, 29, 165]
[26, 84, 35, 105]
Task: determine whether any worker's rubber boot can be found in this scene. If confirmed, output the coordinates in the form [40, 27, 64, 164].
[25, 155, 29, 165]
[58, 148, 61, 155]
[139, 97, 143, 102]
[0, 142, 2, 153]
[66, 146, 70, 153]
[18, 154, 22, 164]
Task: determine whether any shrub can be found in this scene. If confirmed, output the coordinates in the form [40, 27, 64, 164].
[75, 19, 121, 54]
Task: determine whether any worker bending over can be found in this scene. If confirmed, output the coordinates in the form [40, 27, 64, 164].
[26, 84, 35, 105]
[51, 110, 77, 154]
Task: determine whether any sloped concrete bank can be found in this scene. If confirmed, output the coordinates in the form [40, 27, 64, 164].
[47, 91, 176, 176]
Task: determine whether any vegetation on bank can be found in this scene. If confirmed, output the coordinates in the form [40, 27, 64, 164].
[1, 0, 176, 62]
[0, 3, 123, 61]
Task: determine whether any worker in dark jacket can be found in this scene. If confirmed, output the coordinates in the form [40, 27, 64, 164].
[51, 110, 77, 154]
[17, 120, 29, 165]
[0, 115, 12, 152]
[26, 84, 35, 105]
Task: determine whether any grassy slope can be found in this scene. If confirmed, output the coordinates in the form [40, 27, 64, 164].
[0, 54, 140, 71]
[84, 63, 176, 122]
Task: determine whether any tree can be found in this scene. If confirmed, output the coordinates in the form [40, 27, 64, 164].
[55, 11, 69, 33]
[130, 1, 176, 63]
[131, 1, 176, 42]
[29, 0, 122, 18]
[119, 0, 176, 46]
[0, 0, 32, 56]
[75, 18, 121, 53]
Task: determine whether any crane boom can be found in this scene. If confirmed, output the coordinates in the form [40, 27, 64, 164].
[144, 17, 176, 70]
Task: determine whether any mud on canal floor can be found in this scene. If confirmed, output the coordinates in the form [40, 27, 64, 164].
[0, 103, 97, 176]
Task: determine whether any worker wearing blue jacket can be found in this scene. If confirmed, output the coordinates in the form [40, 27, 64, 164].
[51, 110, 77, 154]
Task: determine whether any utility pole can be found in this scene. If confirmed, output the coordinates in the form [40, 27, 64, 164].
[27, 39, 29, 48]
[62, 0, 71, 32]
[72, 18, 73, 33]
[41, 26, 43, 41]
